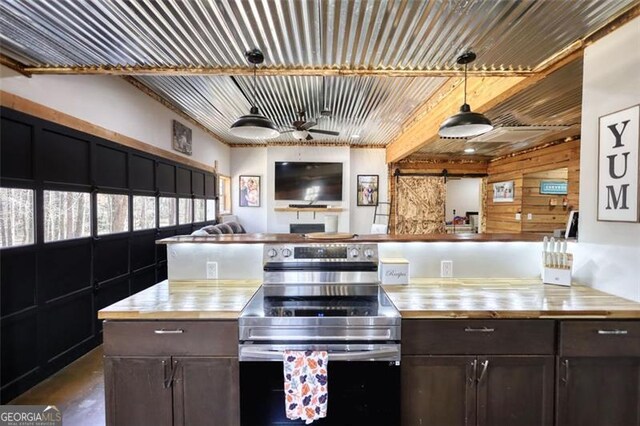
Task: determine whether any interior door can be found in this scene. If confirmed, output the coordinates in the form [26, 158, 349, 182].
[401, 356, 476, 426]
[395, 176, 446, 234]
[476, 356, 554, 426]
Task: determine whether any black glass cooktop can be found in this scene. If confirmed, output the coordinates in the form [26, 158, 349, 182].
[263, 296, 379, 317]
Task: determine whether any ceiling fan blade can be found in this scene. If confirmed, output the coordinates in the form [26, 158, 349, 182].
[306, 133, 314, 141]
[300, 121, 317, 130]
[309, 129, 340, 136]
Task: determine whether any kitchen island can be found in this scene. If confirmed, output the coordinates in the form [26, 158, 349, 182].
[99, 278, 640, 426]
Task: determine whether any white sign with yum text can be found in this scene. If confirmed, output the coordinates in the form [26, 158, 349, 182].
[598, 105, 639, 222]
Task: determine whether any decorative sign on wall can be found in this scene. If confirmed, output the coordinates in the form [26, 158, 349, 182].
[598, 104, 639, 222]
[493, 181, 515, 202]
[239, 175, 261, 207]
[540, 181, 568, 195]
[172, 120, 192, 156]
[357, 175, 379, 206]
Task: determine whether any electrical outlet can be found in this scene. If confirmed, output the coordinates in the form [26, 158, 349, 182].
[515, 213, 522, 221]
[206, 261, 218, 279]
[440, 260, 453, 278]
[527, 213, 533, 220]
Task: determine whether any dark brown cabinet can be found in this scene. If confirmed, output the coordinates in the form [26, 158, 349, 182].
[402, 356, 476, 426]
[173, 357, 240, 426]
[402, 320, 556, 426]
[103, 320, 240, 426]
[556, 321, 640, 426]
[104, 356, 173, 426]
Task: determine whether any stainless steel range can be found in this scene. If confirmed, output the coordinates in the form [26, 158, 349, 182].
[238, 242, 401, 425]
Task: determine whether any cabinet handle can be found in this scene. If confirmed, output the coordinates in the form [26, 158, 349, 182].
[154, 329, 184, 334]
[597, 329, 628, 335]
[561, 359, 570, 385]
[468, 359, 477, 385]
[465, 327, 495, 333]
[477, 360, 489, 383]
[164, 360, 179, 389]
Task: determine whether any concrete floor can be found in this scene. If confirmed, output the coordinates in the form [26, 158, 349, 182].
[10, 346, 106, 426]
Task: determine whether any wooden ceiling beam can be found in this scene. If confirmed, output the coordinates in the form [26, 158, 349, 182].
[0, 53, 31, 77]
[21, 65, 535, 78]
[385, 48, 583, 164]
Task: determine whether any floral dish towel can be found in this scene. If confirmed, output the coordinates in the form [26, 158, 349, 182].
[283, 350, 329, 424]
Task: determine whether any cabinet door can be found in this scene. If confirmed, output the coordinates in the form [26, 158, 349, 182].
[401, 356, 476, 426]
[476, 356, 554, 426]
[173, 357, 240, 426]
[104, 356, 173, 426]
[557, 357, 640, 426]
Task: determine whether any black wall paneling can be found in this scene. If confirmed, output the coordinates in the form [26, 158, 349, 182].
[0, 107, 218, 403]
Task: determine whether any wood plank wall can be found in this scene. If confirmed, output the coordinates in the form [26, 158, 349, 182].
[388, 160, 489, 234]
[522, 169, 569, 233]
[485, 139, 580, 233]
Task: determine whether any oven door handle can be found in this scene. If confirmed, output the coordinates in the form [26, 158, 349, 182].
[239, 344, 401, 362]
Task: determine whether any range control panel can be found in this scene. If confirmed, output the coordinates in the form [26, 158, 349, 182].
[263, 243, 378, 263]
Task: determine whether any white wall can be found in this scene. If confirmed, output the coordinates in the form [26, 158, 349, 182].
[230, 147, 268, 232]
[0, 65, 230, 174]
[230, 146, 389, 234]
[574, 17, 640, 302]
[445, 178, 482, 221]
[350, 149, 389, 234]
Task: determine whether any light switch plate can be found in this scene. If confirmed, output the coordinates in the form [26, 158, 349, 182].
[527, 213, 533, 220]
[515, 213, 522, 221]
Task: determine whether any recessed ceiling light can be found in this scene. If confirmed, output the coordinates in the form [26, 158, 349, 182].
[464, 148, 476, 153]
[352, 134, 360, 138]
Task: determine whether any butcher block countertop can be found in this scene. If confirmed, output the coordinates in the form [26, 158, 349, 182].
[98, 278, 640, 320]
[157, 232, 546, 244]
[383, 278, 640, 319]
[98, 279, 261, 320]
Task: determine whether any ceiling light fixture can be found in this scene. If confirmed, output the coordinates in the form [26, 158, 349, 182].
[230, 48, 279, 140]
[439, 51, 493, 138]
[464, 148, 476, 153]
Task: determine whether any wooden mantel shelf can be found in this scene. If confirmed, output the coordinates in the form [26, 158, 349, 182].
[274, 207, 344, 212]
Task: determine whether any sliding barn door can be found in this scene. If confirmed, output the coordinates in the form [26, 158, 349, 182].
[395, 176, 446, 234]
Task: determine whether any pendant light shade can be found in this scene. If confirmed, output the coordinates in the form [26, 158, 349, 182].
[230, 106, 280, 139]
[439, 51, 493, 138]
[230, 48, 280, 140]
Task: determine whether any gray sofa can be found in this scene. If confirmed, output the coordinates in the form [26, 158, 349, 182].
[190, 221, 246, 236]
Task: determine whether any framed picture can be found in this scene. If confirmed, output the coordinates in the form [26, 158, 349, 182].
[597, 104, 639, 222]
[357, 175, 379, 206]
[239, 175, 260, 207]
[493, 181, 514, 202]
[172, 120, 192, 156]
[540, 181, 568, 195]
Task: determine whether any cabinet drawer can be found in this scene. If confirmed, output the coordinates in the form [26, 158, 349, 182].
[402, 320, 555, 355]
[559, 321, 640, 357]
[103, 320, 238, 356]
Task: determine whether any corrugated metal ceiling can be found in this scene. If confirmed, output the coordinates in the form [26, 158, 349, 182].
[0, 0, 635, 147]
[415, 59, 583, 159]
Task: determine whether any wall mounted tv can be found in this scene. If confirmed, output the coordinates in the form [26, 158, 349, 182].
[275, 162, 343, 201]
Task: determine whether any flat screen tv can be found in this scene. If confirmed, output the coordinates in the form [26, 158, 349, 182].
[275, 162, 343, 201]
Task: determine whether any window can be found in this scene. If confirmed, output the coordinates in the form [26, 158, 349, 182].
[44, 190, 91, 242]
[178, 198, 192, 225]
[194, 199, 205, 223]
[206, 199, 216, 222]
[133, 195, 156, 230]
[159, 197, 177, 227]
[0, 187, 35, 248]
[219, 175, 231, 214]
[97, 193, 129, 235]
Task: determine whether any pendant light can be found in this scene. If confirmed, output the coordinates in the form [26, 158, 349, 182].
[230, 48, 280, 139]
[438, 51, 493, 138]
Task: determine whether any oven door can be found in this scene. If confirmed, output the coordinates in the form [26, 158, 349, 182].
[239, 344, 400, 426]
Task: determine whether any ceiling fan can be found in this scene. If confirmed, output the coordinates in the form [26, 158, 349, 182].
[283, 78, 339, 141]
